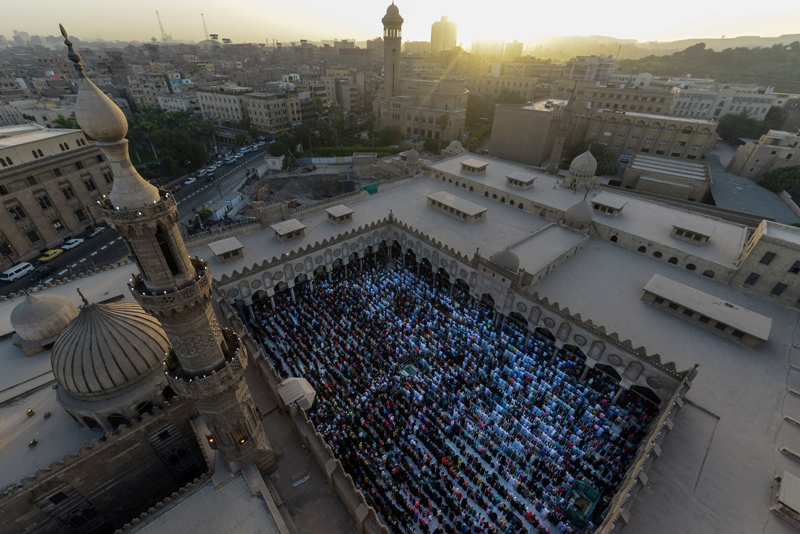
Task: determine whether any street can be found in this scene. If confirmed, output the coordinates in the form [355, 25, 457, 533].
[0, 145, 268, 298]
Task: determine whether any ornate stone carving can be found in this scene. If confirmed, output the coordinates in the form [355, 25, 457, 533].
[543, 317, 556, 328]
[295, 263, 303, 272]
[250, 280, 261, 289]
[573, 334, 587, 346]
[607, 354, 623, 366]
[460, 269, 468, 279]
[624, 361, 644, 382]
[516, 301, 527, 312]
[334, 249, 341, 257]
[273, 271, 283, 280]
[646, 376, 664, 389]
[315, 255, 323, 265]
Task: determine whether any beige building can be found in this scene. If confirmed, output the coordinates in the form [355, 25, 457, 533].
[196, 84, 252, 123]
[243, 92, 301, 133]
[430, 16, 457, 53]
[489, 99, 718, 168]
[465, 74, 539, 101]
[0, 124, 113, 264]
[564, 55, 615, 84]
[374, 5, 468, 143]
[669, 84, 780, 121]
[621, 153, 712, 202]
[554, 79, 675, 115]
[726, 130, 800, 180]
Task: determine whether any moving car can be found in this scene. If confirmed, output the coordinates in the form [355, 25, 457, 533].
[88, 226, 106, 238]
[38, 249, 63, 262]
[30, 265, 55, 284]
[0, 262, 34, 282]
[61, 238, 84, 250]
[184, 177, 197, 186]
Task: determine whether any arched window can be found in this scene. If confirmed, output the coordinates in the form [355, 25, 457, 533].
[668, 256, 678, 265]
[156, 227, 181, 275]
[685, 263, 696, 271]
[653, 251, 663, 258]
[702, 270, 715, 278]
[637, 246, 646, 253]
[610, 235, 618, 243]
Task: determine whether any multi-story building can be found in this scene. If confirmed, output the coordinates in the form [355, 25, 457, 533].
[489, 98, 718, 167]
[243, 92, 301, 133]
[465, 74, 539, 101]
[554, 78, 675, 115]
[374, 5, 467, 143]
[564, 55, 614, 84]
[0, 124, 113, 264]
[470, 40, 506, 57]
[670, 84, 780, 121]
[503, 40, 524, 60]
[430, 16, 457, 53]
[402, 41, 430, 55]
[196, 83, 252, 123]
[157, 93, 201, 116]
[726, 130, 800, 180]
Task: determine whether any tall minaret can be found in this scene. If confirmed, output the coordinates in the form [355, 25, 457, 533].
[382, 2, 403, 99]
[60, 26, 275, 474]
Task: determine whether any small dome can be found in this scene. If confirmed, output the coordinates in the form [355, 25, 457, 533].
[11, 294, 79, 344]
[405, 148, 419, 164]
[382, 3, 403, 25]
[75, 76, 128, 142]
[52, 301, 170, 399]
[564, 199, 594, 229]
[490, 248, 520, 273]
[569, 149, 597, 178]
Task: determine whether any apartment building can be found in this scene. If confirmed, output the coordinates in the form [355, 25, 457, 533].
[726, 130, 800, 180]
[670, 84, 780, 121]
[466, 75, 539, 101]
[243, 92, 301, 133]
[196, 84, 252, 123]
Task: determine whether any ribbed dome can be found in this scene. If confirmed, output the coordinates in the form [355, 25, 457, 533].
[564, 199, 594, 229]
[569, 149, 598, 178]
[52, 301, 170, 398]
[490, 248, 520, 273]
[11, 293, 79, 343]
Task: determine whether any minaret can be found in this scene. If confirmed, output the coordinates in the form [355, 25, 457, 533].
[382, 2, 403, 99]
[60, 26, 275, 474]
[547, 85, 577, 175]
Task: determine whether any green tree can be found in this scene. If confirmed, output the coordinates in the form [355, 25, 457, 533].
[761, 166, 800, 199]
[716, 110, 765, 143]
[53, 114, 79, 129]
[564, 141, 619, 176]
[234, 132, 248, 145]
[375, 126, 402, 146]
[196, 207, 213, 221]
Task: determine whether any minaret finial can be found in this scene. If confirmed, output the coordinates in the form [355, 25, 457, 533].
[60, 24, 86, 78]
[76, 288, 90, 305]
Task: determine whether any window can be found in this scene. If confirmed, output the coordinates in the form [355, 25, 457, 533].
[760, 252, 776, 265]
[789, 261, 800, 274]
[75, 161, 84, 170]
[26, 229, 41, 244]
[8, 206, 26, 220]
[653, 296, 664, 304]
[26, 176, 37, 186]
[83, 178, 97, 191]
[744, 272, 760, 285]
[698, 316, 710, 324]
[62, 186, 76, 200]
[103, 172, 113, 184]
[75, 208, 88, 221]
[0, 185, 7, 196]
[52, 219, 64, 231]
[53, 168, 62, 177]
[714, 322, 727, 331]
[682, 308, 694, 317]
[771, 283, 788, 296]
[732, 330, 745, 339]
[36, 195, 53, 209]
[48, 491, 68, 505]
[668, 302, 679, 310]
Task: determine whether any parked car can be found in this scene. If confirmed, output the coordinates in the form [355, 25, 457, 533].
[170, 184, 183, 193]
[61, 238, 84, 250]
[224, 157, 235, 166]
[184, 177, 197, 186]
[88, 226, 107, 238]
[38, 249, 63, 262]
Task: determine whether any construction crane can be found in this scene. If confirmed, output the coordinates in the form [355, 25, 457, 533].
[201, 13, 209, 41]
[155, 11, 170, 45]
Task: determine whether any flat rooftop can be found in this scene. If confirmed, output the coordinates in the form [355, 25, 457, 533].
[628, 154, 710, 182]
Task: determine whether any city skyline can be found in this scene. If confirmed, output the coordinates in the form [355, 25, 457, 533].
[2, 0, 799, 49]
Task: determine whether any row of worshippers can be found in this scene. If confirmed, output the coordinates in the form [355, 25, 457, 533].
[245, 258, 657, 534]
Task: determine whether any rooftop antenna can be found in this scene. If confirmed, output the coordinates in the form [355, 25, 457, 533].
[201, 13, 209, 41]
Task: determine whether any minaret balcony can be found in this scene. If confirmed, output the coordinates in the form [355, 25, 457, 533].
[165, 332, 247, 398]
[98, 190, 178, 223]
[130, 258, 212, 311]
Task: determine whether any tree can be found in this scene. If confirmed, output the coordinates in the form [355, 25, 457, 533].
[234, 132, 248, 145]
[716, 110, 765, 143]
[564, 140, 619, 176]
[53, 115, 79, 129]
[436, 115, 450, 154]
[761, 166, 800, 199]
[375, 126, 402, 146]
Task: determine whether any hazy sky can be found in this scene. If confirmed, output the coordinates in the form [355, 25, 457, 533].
[3, 0, 799, 47]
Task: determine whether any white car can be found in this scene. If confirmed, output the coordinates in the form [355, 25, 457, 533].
[61, 238, 84, 250]
[184, 177, 197, 186]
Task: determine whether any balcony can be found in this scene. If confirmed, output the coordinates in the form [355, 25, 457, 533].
[165, 330, 246, 398]
[130, 257, 211, 310]
[98, 189, 177, 223]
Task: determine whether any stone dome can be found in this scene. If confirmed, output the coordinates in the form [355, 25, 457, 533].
[404, 148, 419, 164]
[564, 199, 594, 230]
[382, 3, 403, 25]
[490, 248, 520, 273]
[11, 293, 79, 344]
[569, 149, 598, 178]
[75, 76, 128, 143]
[52, 300, 170, 399]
